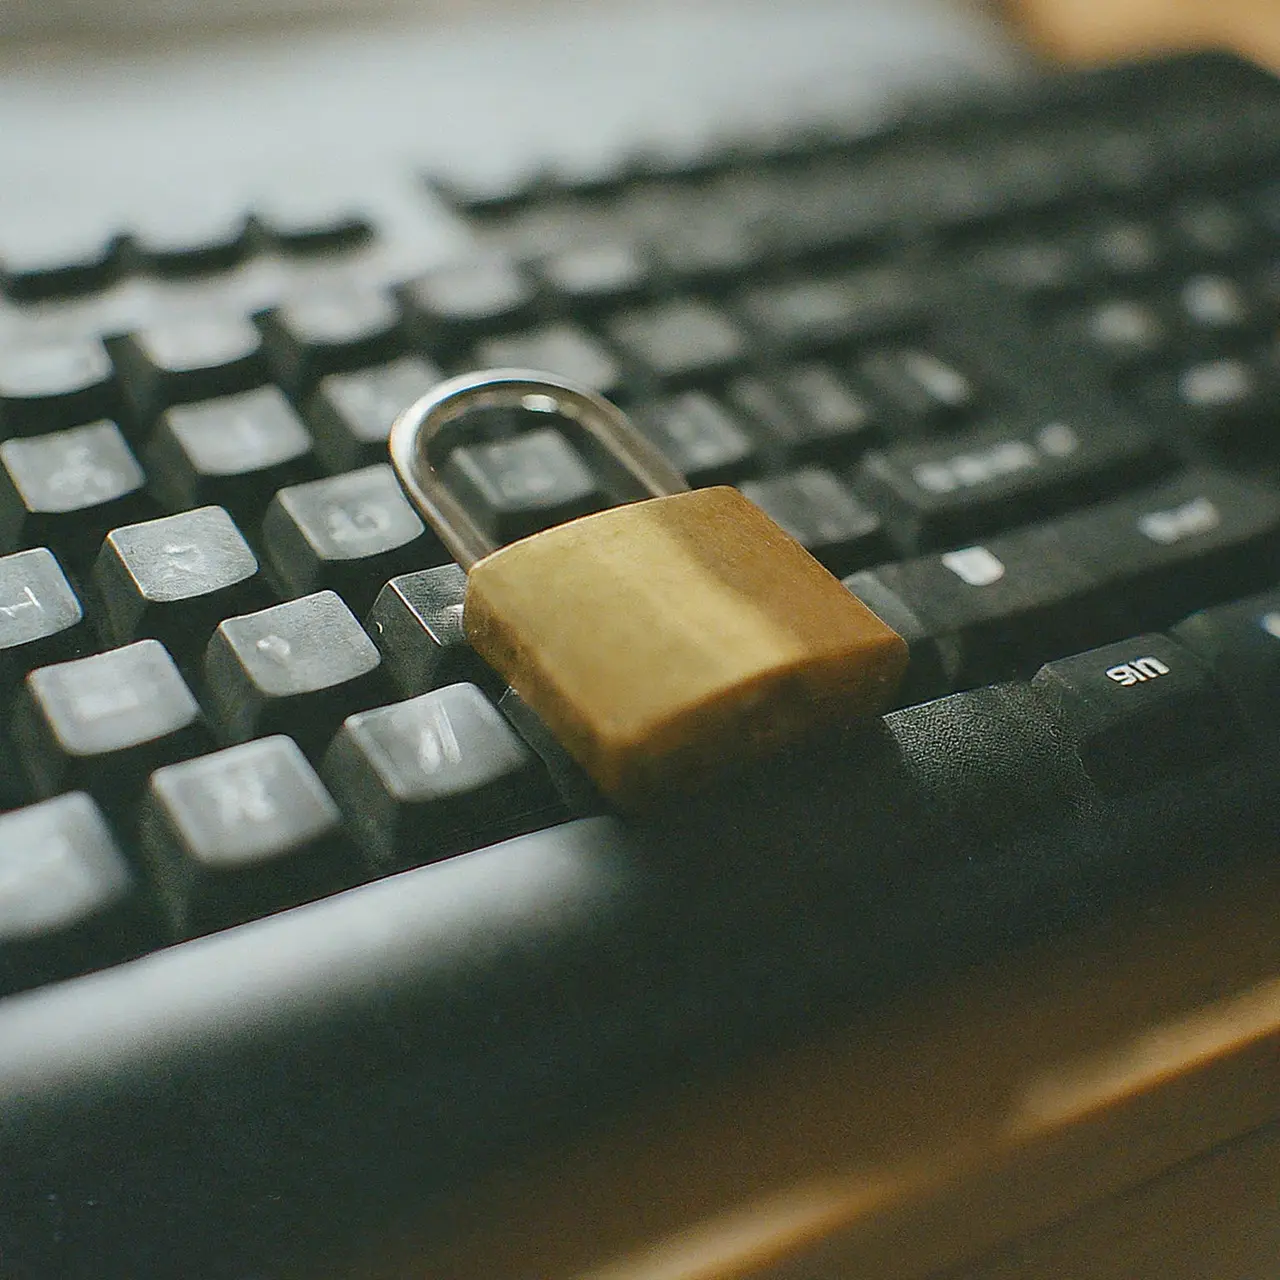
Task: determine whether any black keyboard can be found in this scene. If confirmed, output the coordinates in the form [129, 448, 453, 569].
[3, 49, 1280, 1280]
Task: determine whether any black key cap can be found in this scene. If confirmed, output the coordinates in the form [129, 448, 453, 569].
[607, 298, 748, 385]
[0, 548, 87, 690]
[366, 565, 490, 698]
[1173, 587, 1280, 736]
[92, 506, 268, 656]
[259, 285, 402, 391]
[475, 324, 623, 398]
[0, 793, 143, 996]
[308, 356, 443, 473]
[855, 347, 978, 430]
[402, 258, 537, 346]
[140, 736, 351, 935]
[111, 316, 267, 420]
[738, 468, 886, 575]
[252, 195, 374, 253]
[967, 235, 1079, 299]
[536, 241, 649, 309]
[0, 337, 118, 437]
[636, 392, 756, 485]
[440, 427, 605, 544]
[847, 532, 1102, 688]
[1085, 217, 1165, 282]
[129, 205, 249, 276]
[738, 267, 925, 352]
[262, 464, 435, 614]
[0, 226, 119, 302]
[766, 364, 876, 460]
[203, 590, 387, 758]
[1176, 273, 1254, 334]
[650, 218, 763, 286]
[13, 639, 208, 805]
[1170, 198, 1254, 260]
[856, 415, 1163, 550]
[321, 683, 559, 869]
[0, 421, 149, 565]
[1137, 357, 1270, 444]
[148, 387, 317, 519]
[849, 468, 1280, 686]
[1074, 299, 1169, 364]
[1032, 634, 1237, 790]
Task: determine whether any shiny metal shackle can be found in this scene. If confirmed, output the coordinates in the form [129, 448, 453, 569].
[388, 368, 691, 571]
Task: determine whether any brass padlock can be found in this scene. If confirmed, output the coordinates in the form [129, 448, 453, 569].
[389, 370, 907, 810]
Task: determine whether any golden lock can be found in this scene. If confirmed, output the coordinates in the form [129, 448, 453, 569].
[390, 370, 908, 811]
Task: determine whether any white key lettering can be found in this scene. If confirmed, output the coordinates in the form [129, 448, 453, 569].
[1105, 656, 1171, 687]
[416, 701, 462, 774]
[1137, 496, 1220, 545]
[941, 546, 1006, 587]
[0, 585, 41, 618]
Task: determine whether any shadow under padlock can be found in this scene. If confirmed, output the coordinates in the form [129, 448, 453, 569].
[389, 368, 909, 812]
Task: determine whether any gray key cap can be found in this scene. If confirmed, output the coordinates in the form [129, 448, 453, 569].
[0, 792, 144, 996]
[738, 468, 886, 575]
[441, 428, 605, 543]
[141, 736, 352, 935]
[0, 421, 149, 565]
[92, 506, 268, 656]
[607, 298, 748, 384]
[321, 682, 560, 868]
[308, 357, 443, 472]
[204, 590, 387, 758]
[366, 565, 488, 698]
[112, 316, 267, 420]
[148, 387, 317, 519]
[262, 464, 437, 614]
[0, 337, 119, 437]
[14, 639, 208, 805]
[637, 392, 756, 485]
[475, 324, 623, 397]
[0, 548, 87, 689]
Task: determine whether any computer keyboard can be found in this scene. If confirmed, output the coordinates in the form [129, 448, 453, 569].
[2, 47, 1279, 1279]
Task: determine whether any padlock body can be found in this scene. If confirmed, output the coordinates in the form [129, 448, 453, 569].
[464, 486, 907, 809]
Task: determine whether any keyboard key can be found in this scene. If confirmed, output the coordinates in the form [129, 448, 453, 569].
[1170, 198, 1254, 260]
[141, 737, 352, 934]
[1172, 587, 1280, 736]
[607, 298, 748, 384]
[968, 236, 1079, 298]
[0, 226, 119, 302]
[0, 337, 119, 437]
[366, 565, 489, 698]
[251, 195, 374, 253]
[308, 356, 443, 473]
[148, 387, 317, 519]
[856, 415, 1164, 550]
[128, 204, 249, 275]
[92, 506, 268, 656]
[770, 364, 876, 459]
[1138, 357, 1270, 444]
[1176, 273, 1253, 333]
[1032, 634, 1238, 790]
[650, 217, 762, 285]
[536, 241, 650, 308]
[203, 590, 387, 758]
[0, 793, 144, 996]
[475, 324, 624, 398]
[848, 469, 1280, 687]
[111, 316, 267, 419]
[440, 427, 606, 543]
[1085, 217, 1165, 281]
[259, 285, 402, 390]
[14, 639, 208, 806]
[738, 468, 886, 574]
[262, 464, 436, 614]
[402, 258, 537, 345]
[321, 683, 559, 868]
[0, 421, 149, 565]
[1075, 299, 1169, 363]
[0, 548, 87, 690]
[738, 267, 925, 352]
[854, 347, 978, 430]
[637, 392, 756, 485]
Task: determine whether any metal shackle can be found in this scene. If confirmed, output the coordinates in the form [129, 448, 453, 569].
[388, 368, 691, 571]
